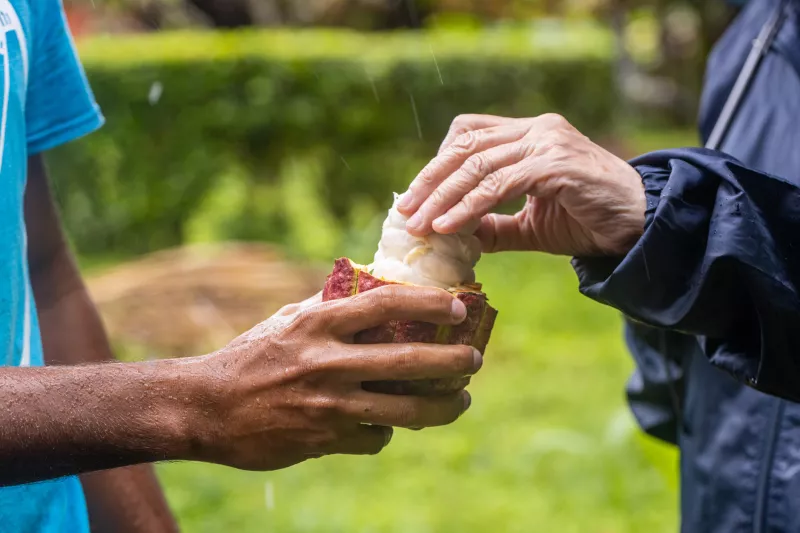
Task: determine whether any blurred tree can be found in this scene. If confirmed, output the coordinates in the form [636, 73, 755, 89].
[187, 0, 253, 27]
[253, 0, 433, 29]
[89, 0, 434, 29]
[588, 0, 735, 123]
[65, 0, 738, 127]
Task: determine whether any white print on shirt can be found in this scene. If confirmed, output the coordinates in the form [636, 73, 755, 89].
[0, 0, 26, 173]
[0, 0, 30, 367]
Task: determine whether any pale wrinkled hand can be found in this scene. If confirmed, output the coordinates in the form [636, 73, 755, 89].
[397, 114, 647, 257]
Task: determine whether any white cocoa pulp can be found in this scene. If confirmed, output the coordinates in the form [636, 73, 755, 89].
[368, 193, 481, 289]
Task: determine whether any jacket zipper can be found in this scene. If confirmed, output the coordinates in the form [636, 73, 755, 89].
[752, 398, 784, 533]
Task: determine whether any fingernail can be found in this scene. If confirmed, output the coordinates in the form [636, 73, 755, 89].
[383, 426, 394, 446]
[472, 348, 484, 373]
[462, 391, 472, 412]
[398, 191, 414, 210]
[451, 298, 467, 322]
[406, 213, 423, 232]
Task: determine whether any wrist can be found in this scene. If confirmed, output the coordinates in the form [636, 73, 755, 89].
[605, 164, 647, 256]
[624, 175, 647, 251]
[158, 354, 237, 464]
[138, 357, 219, 463]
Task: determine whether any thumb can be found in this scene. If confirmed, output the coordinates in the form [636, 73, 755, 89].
[477, 213, 542, 253]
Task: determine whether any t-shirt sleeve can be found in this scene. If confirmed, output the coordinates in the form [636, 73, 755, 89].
[25, 0, 104, 155]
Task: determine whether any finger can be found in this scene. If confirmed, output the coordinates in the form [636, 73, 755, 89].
[477, 213, 542, 253]
[398, 126, 527, 217]
[406, 142, 528, 236]
[329, 424, 393, 456]
[345, 390, 472, 429]
[438, 114, 517, 153]
[329, 343, 481, 382]
[432, 159, 532, 234]
[327, 285, 467, 336]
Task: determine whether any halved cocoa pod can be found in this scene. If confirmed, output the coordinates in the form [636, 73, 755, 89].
[322, 258, 497, 396]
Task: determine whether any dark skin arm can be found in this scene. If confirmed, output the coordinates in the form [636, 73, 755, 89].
[0, 157, 479, 492]
[24, 155, 178, 533]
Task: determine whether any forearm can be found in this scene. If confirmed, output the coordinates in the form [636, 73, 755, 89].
[0, 358, 202, 486]
[34, 266, 179, 532]
[26, 153, 178, 531]
[81, 467, 178, 533]
[31, 240, 107, 366]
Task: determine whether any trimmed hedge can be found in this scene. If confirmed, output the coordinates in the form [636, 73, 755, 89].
[49, 28, 617, 261]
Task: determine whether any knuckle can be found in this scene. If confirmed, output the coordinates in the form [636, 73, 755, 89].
[451, 344, 476, 374]
[447, 115, 480, 140]
[297, 342, 340, 377]
[354, 285, 384, 306]
[451, 167, 478, 190]
[457, 195, 475, 215]
[295, 350, 324, 379]
[396, 344, 422, 372]
[351, 288, 398, 322]
[436, 290, 454, 311]
[292, 307, 320, 331]
[420, 287, 451, 312]
[276, 303, 300, 316]
[373, 285, 403, 314]
[464, 153, 490, 176]
[540, 112, 568, 128]
[428, 186, 446, 208]
[483, 171, 504, 190]
[395, 400, 418, 427]
[416, 165, 437, 186]
[303, 394, 341, 419]
[479, 172, 506, 199]
[450, 114, 471, 128]
[516, 140, 536, 159]
[450, 130, 479, 152]
[538, 131, 567, 156]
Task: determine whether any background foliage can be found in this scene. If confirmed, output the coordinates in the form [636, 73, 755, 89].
[56, 13, 706, 531]
[50, 27, 616, 262]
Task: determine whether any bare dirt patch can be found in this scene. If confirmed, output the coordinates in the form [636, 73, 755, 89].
[86, 243, 326, 358]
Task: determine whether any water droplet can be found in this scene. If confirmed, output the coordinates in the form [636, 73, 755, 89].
[148, 81, 163, 105]
[265, 481, 275, 510]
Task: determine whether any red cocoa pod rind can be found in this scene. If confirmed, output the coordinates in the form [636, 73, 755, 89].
[322, 258, 497, 396]
[322, 258, 359, 300]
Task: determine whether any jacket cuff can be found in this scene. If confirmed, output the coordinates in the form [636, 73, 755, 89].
[571, 163, 668, 291]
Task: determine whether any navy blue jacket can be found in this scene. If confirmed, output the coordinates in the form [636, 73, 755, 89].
[573, 1, 800, 531]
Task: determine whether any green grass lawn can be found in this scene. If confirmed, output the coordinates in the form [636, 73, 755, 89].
[154, 252, 679, 533]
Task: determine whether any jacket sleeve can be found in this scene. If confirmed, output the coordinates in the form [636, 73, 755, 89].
[572, 148, 800, 402]
[623, 318, 695, 445]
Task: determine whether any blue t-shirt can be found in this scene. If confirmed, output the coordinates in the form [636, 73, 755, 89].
[0, 0, 103, 531]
